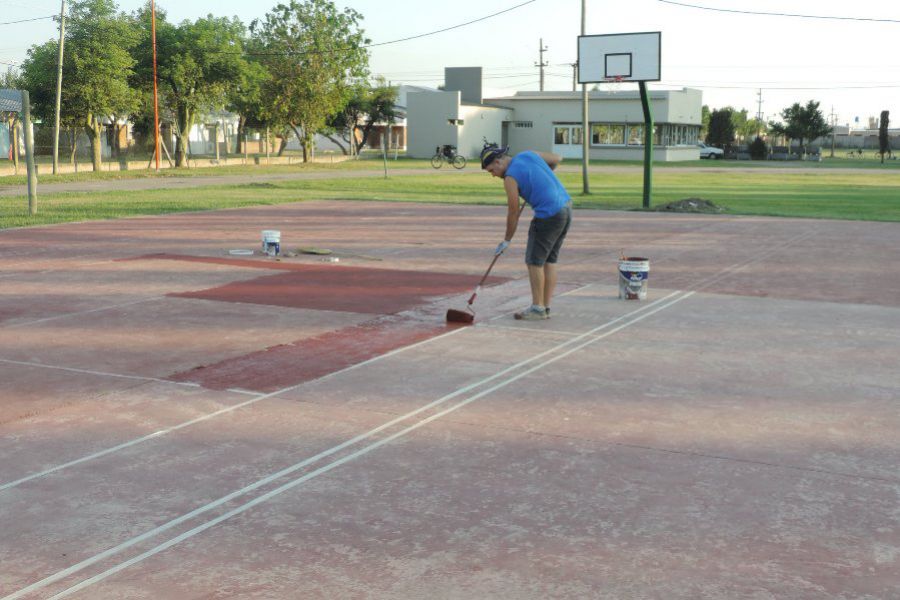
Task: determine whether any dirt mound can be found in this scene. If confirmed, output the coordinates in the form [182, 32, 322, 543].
[656, 198, 725, 213]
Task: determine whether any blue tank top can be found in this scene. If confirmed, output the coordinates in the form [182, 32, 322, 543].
[505, 151, 571, 218]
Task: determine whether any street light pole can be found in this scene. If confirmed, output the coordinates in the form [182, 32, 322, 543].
[581, 0, 590, 194]
[52, 0, 66, 175]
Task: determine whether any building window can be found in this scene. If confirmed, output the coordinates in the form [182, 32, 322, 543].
[553, 125, 583, 145]
[591, 124, 626, 146]
[655, 124, 700, 146]
[554, 127, 569, 144]
[627, 125, 644, 146]
[572, 126, 583, 145]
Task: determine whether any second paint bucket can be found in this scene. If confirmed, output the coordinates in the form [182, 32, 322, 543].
[618, 257, 649, 300]
[261, 230, 281, 256]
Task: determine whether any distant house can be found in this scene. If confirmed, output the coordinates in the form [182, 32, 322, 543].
[291, 84, 431, 156]
[406, 68, 704, 162]
[0, 89, 23, 160]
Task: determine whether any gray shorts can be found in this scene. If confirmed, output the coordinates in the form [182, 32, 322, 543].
[525, 203, 572, 266]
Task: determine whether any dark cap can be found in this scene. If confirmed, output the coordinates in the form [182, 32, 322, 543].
[480, 143, 509, 169]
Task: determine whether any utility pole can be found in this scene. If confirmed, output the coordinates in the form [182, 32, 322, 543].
[570, 62, 578, 92]
[535, 38, 548, 91]
[830, 106, 837, 158]
[581, 1, 589, 194]
[151, 0, 161, 172]
[52, 0, 66, 175]
[756, 88, 763, 137]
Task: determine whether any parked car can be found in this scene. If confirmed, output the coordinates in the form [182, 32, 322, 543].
[697, 142, 724, 159]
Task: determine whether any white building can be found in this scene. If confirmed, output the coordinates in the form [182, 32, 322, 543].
[407, 68, 703, 162]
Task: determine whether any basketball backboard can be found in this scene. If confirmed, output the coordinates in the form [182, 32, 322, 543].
[577, 32, 661, 83]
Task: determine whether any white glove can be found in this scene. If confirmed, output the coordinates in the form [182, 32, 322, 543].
[494, 240, 510, 255]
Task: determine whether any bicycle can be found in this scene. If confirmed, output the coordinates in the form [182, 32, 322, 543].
[874, 149, 894, 161]
[431, 145, 467, 169]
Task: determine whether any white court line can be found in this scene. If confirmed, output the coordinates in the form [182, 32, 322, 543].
[0, 323, 472, 494]
[3, 298, 159, 329]
[0, 358, 208, 391]
[42, 292, 695, 600]
[0, 258, 118, 281]
[3, 291, 686, 600]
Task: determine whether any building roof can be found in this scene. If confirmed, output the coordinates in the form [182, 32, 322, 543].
[0, 88, 23, 113]
[484, 88, 699, 103]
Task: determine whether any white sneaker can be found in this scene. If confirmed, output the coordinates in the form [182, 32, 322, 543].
[514, 306, 548, 321]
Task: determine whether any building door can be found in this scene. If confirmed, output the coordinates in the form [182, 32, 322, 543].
[552, 124, 583, 159]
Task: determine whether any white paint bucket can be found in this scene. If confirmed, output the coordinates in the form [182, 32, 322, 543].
[261, 230, 281, 256]
[618, 257, 649, 300]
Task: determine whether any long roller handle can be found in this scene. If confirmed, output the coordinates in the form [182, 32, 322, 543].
[467, 201, 526, 306]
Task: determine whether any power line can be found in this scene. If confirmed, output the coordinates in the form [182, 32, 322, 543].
[665, 82, 900, 90]
[0, 15, 54, 25]
[366, 0, 538, 48]
[657, 0, 900, 24]
[235, 0, 539, 58]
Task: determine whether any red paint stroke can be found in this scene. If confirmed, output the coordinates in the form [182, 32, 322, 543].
[169, 317, 449, 393]
[137, 253, 507, 315]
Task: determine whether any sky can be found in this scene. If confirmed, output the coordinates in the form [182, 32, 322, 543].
[2, 0, 898, 128]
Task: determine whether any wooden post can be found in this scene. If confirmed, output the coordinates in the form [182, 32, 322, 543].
[11, 118, 19, 175]
[22, 91, 38, 215]
[214, 122, 220, 162]
[382, 128, 388, 179]
[150, 0, 161, 172]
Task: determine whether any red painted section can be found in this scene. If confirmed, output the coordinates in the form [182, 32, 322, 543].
[135, 254, 507, 315]
[169, 316, 449, 392]
[143, 253, 506, 392]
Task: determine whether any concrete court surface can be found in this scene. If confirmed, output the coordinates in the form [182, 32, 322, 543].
[0, 200, 898, 599]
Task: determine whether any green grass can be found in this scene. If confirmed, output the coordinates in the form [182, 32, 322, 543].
[0, 156, 434, 188]
[2, 163, 899, 229]
[658, 156, 900, 170]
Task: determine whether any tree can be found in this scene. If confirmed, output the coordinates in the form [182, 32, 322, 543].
[706, 108, 735, 149]
[1, 66, 22, 88]
[324, 78, 398, 155]
[251, 0, 370, 162]
[21, 0, 140, 171]
[700, 105, 710, 140]
[133, 6, 248, 167]
[879, 111, 890, 163]
[322, 80, 366, 155]
[225, 57, 270, 154]
[768, 100, 832, 156]
[354, 79, 397, 154]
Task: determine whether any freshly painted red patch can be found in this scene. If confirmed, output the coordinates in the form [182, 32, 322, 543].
[142, 253, 507, 391]
[169, 316, 449, 392]
[150, 254, 507, 315]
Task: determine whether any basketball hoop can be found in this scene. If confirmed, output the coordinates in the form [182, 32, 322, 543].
[603, 75, 625, 95]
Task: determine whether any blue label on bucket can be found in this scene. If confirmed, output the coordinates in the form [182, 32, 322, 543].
[618, 258, 649, 300]
[621, 270, 649, 281]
